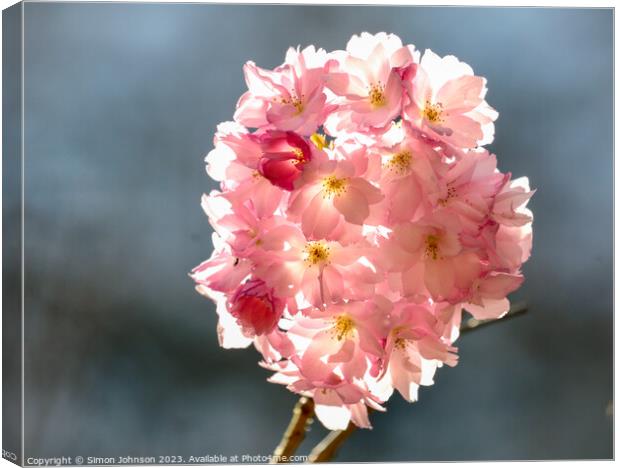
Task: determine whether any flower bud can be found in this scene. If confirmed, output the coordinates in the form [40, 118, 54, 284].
[228, 279, 284, 337]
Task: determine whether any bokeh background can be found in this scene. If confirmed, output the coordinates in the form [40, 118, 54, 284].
[16, 3, 612, 462]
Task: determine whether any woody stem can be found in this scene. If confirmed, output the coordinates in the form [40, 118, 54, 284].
[460, 301, 528, 334]
[308, 421, 357, 463]
[271, 397, 315, 463]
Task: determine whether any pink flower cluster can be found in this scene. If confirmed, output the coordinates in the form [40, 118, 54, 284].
[192, 33, 534, 430]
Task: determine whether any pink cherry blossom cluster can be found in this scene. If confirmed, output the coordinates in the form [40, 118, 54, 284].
[192, 32, 534, 430]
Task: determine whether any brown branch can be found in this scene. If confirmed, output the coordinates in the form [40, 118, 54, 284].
[305, 302, 530, 463]
[308, 421, 357, 463]
[271, 396, 315, 463]
[460, 301, 529, 334]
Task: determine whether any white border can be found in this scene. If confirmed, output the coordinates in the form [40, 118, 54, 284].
[0, 2, 615, 468]
[0, 1, 618, 6]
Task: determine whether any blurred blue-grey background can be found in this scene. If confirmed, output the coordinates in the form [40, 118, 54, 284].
[17, 3, 612, 462]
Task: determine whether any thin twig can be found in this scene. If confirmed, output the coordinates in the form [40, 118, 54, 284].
[307, 421, 357, 463]
[271, 397, 315, 463]
[460, 301, 529, 334]
[305, 302, 530, 463]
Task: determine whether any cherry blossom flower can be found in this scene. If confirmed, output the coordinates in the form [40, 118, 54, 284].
[266, 358, 385, 430]
[191, 233, 252, 297]
[389, 214, 480, 300]
[365, 122, 441, 224]
[234, 45, 332, 135]
[257, 130, 314, 190]
[228, 278, 285, 337]
[253, 223, 380, 307]
[403, 49, 498, 148]
[380, 302, 458, 402]
[324, 33, 418, 134]
[205, 122, 284, 218]
[288, 146, 383, 239]
[200, 192, 286, 260]
[429, 149, 505, 233]
[287, 300, 389, 381]
[463, 272, 524, 320]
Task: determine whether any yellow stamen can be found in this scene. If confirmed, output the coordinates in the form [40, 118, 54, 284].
[248, 228, 263, 246]
[422, 100, 444, 123]
[277, 93, 305, 114]
[369, 83, 386, 108]
[437, 185, 457, 206]
[322, 176, 347, 198]
[394, 337, 408, 350]
[392, 327, 408, 350]
[291, 148, 306, 165]
[386, 150, 412, 174]
[425, 235, 440, 260]
[331, 314, 355, 341]
[303, 241, 331, 267]
[291, 98, 304, 114]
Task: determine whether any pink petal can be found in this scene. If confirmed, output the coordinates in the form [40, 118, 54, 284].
[425, 258, 455, 299]
[333, 187, 370, 225]
[314, 395, 351, 431]
[302, 194, 341, 239]
[466, 297, 510, 320]
[437, 75, 484, 113]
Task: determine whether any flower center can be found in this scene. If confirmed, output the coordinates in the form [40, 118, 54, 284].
[392, 327, 408, 350]
[303, 241, 331, 266]
[290, 97, 304, 114]
[438, 185, 457, 206]
[386, 150, 412, 174]
[331, 314, 355, 341]
[394, 337, 408, 350]
[322, 176, 347, 198]
[291, 147, 306, 165]
[368, 83, 386, 108]
[422, 101, 444, 123]
[424, 235, 441, 260]
[278, 93, 305, 114]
